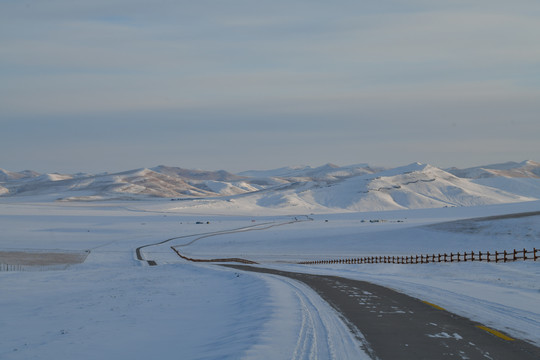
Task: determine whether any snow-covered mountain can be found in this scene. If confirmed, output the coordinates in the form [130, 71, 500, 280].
[447, 161, 540, 199]
[232, 163, 533, 212]
[0, 161, 538, 211]
[447, 160, 540, 179]
[0, 168, 39, 181]
[238, 163, 380, 180]
[0, 167, 264, 201]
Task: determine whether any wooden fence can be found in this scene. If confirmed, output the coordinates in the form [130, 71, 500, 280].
[0, 263, 71, 271]
[170, 246, 258, 264]
[299, 248, 539, 265]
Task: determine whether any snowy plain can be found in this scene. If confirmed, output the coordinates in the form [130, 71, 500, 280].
[0, 197, 539, 359]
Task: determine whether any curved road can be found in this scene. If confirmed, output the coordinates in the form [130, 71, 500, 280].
[225, 264, 540, 360]
[135, 216, 312, 265]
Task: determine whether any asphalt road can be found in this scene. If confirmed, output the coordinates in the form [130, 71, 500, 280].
[135, 218, 310, 265]
[225, 264, 540, 360]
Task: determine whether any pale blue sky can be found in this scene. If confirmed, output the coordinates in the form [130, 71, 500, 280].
[1, 1, 539, 173]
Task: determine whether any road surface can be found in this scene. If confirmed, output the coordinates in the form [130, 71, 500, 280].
[225, 264, 540, 360]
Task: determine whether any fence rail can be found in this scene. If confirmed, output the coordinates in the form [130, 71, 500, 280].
[170, 246, 258, 264]
[299, 248, 539, 265]
[0, 263, 71, 271]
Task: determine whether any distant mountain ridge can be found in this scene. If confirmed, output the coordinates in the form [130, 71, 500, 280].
[446, 161, 540, 199]
[1, 161, 538, 211]
[447, 160, 540, 179]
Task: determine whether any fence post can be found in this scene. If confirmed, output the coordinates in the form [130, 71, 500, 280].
[504, 250, 508, 263]
[534, 248, 538, 261]
[513, 249, 517, 261]
[471, 251, 475, 261]
[463, 252, 467, 262]
[495, 251, 498, 263]
[479, 251, 482, 262]
[450, 253, 453, 262]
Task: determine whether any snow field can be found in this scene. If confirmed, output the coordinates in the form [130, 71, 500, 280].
[0, 201, 369, 359]
[1, 198, 539, 358]
[240, 272, 367, 359]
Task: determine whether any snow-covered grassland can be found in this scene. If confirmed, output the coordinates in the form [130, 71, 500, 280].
[0, 197, 539, 359]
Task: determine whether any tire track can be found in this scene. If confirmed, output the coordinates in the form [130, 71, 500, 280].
[224, 265, 540, 360]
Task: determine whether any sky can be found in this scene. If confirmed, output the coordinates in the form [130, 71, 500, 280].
[1, 0, 539, 174]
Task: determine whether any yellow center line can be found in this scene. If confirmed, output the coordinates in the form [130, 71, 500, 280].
[476, 325, 515, 341]
[422, 300, 446, 311]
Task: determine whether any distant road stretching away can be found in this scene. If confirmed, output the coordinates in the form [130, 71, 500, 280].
[225, 265, 540, 360]
[135, 216, 312, 265]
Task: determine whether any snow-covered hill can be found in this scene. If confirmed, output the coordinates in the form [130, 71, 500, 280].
[447, 161, 540, 199]
[0, 161, 538, 211]
[233, 163, 534, 212]
[0, 167, 263, 201]
[238, 163, 380, 180]
[447, 160, 540, 179]
[0, 168, 39, 181]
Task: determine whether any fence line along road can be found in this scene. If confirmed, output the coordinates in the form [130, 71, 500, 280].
[171, 246, 258, 264]
[299, 247, 539, 265]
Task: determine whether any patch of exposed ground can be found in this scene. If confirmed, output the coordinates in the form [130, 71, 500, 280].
[0, 250, 89, 266]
